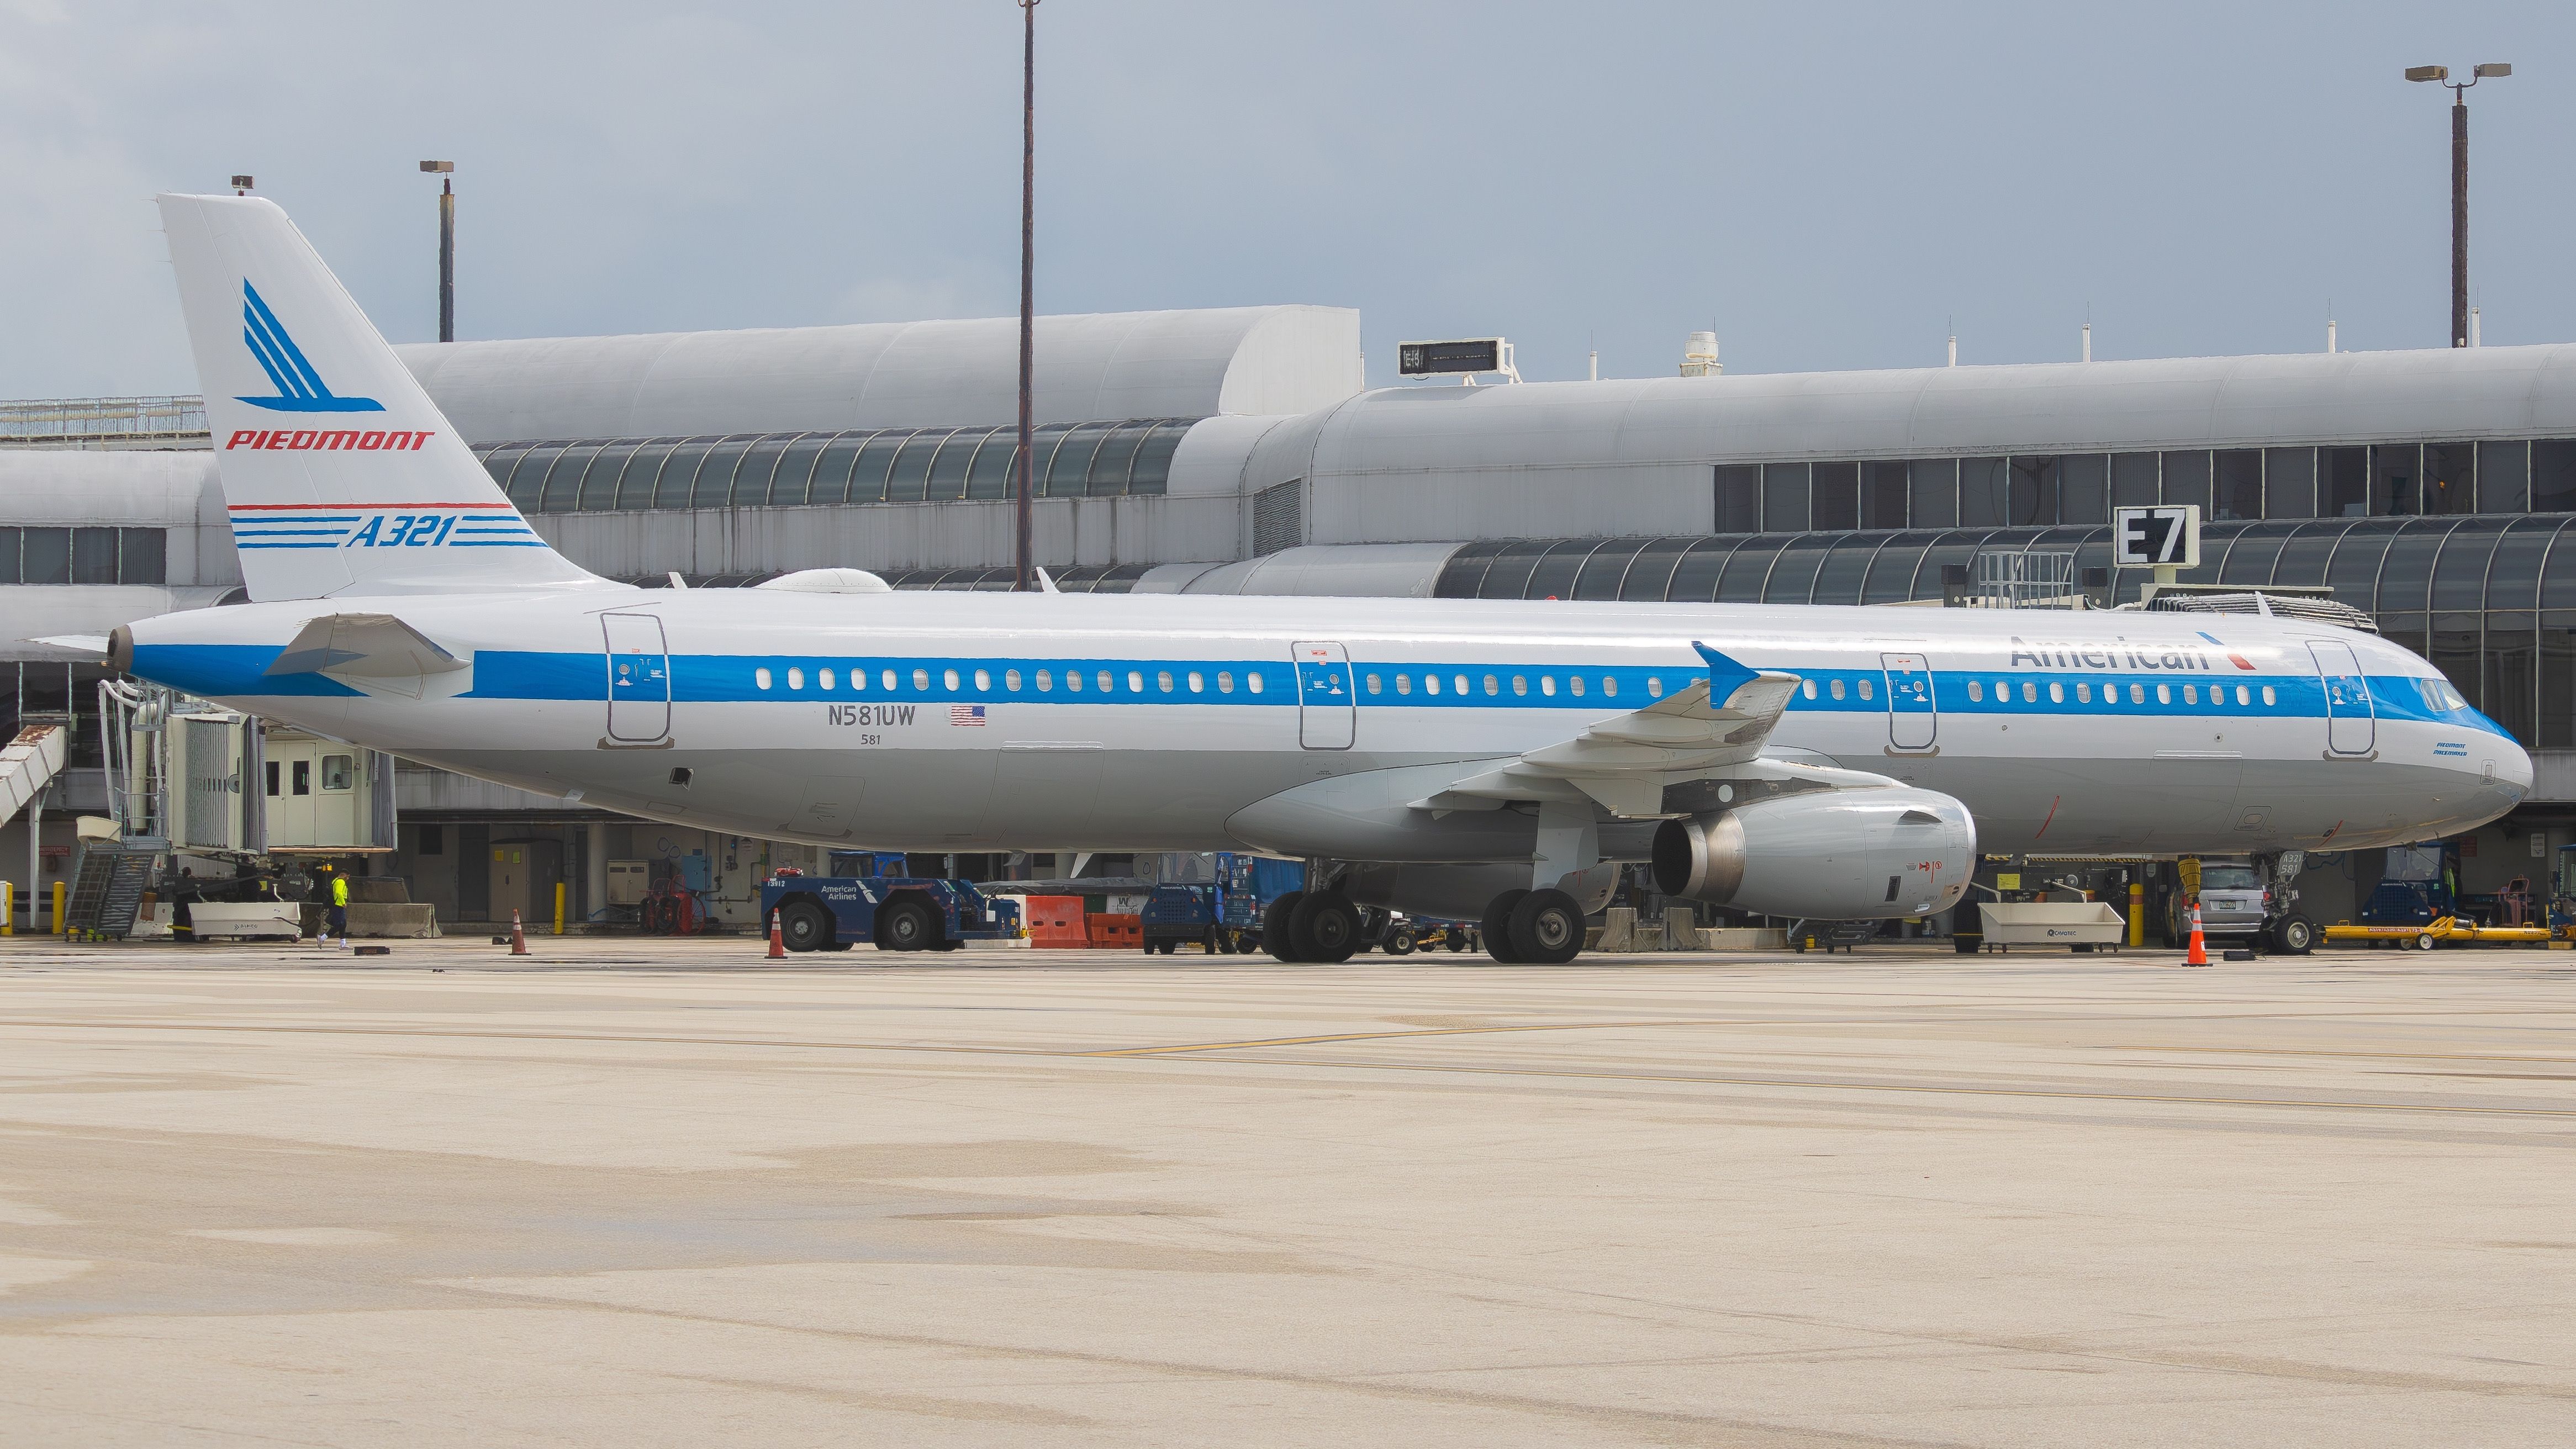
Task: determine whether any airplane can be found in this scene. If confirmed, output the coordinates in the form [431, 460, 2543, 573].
[80, 194, 2535, 963]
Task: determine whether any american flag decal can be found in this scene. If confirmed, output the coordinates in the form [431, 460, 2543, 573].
[950, 705, 986, 726]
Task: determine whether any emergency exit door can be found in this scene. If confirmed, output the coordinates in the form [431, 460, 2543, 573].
[1881, 652, 1938, 750]
[603, 614, 671, 743]
[1292, 641, 1355, 750]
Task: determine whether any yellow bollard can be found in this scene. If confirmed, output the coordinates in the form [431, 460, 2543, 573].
[2128, 881, 2146, 948]
[553, 881, 567, 937]
[52, 880, 67, 937]
[1, 880, 12, 935]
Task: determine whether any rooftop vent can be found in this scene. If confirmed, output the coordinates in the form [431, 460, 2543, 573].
[1679, 331, 1722, 378]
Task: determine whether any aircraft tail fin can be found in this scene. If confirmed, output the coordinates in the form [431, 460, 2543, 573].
[155, 193, 604, 601]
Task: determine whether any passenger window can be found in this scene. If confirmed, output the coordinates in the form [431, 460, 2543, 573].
[2130, 683, 2145, 704]
[1249, 673, 1265, 695]
[1511, 675, 1527, 696]
[2076, 682, 2091, 703]
[320, 754, 353, 792]
[1802, 680, 1818, 700]
[1155, 671, 1172, 693]
[1967, 680, 1984, 702]
[1217, 671, 1233, 694]
[1568, 675, 1584, 697]
[2235, 685, 2250, 706]
[1188, 671, 1204, 693]
[2047, 681, 2063, 703]
[944, 669, 961, 690]
[787, 667, 804, 690]
[2183, 684, 2197, 705]
[1365, 673, 1381, 694]
[1454, 674, 1469, 695]
[1647, 676, 1662, 696]
[1006, 669, 1022, 691]
[291, 759, 310, 796]
[1993, 678, 2009, 700]
[912, 668, 928, 690]
[1101, 671, 1117, 692]
[819, 668, 836, 690]
[1425, 675, 1442, 696]
[1037, 669, 1053, 691]
[1484, 674, 1500, 696]
[2156, 684, 2172, 704]
[1829, 678, 1845, 700]
[1128, 671, 1144, 692]
[2261, 685, 2276, 705]
[1857, 679, 1872, 700]
[2020, 681, 2036, 703]
[1066, 670, 1083, 692]
[974, 669, 991, 691]
[756, 667, 773, 690]
[1395, 674, 1412, 695]
[1540, 676, 1556, 696]
[1602, 676, 1617, 697]
[881, 669, 896, 690]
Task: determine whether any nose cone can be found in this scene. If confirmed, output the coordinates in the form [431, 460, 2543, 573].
[2496, 734, 2536, 802]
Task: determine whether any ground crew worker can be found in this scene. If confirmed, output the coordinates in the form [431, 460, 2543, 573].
[318, 865, 350, 945]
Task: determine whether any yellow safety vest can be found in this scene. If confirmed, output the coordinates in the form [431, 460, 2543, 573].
[331, 876, 349, 906]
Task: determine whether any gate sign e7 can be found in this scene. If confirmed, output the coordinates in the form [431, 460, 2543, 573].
[2112, 505, 2200, 568]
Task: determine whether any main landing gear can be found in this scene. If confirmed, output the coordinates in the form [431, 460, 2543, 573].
[1261, 889, 1363, 963]
[1477, 887, 1584, 965]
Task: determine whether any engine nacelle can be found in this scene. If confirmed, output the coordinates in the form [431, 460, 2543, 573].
[1651, 786, 1975, 919]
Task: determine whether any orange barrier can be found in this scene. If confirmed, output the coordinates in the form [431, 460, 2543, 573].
[1025, 895, 1090, 948]
[1086, 913, 1142, 950]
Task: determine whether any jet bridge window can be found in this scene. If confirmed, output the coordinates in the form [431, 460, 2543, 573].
[320, 755, 353, 792]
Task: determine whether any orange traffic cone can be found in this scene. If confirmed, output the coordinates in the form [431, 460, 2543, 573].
[767, 909, 786, 959]
[2186, 901, 2208, 966]
[509, 908, 529, 956]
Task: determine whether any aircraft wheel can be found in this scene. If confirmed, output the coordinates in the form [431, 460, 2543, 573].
[2273, 913, 2317, 955]
[777, 899, 833, 954]
[1291, 892, 1360, 963]
[874, 900, 935, 952]
[1263, 891, 1305, 961]
[1481, 890, 1528, 963]
[1508, 889, 1585, 965]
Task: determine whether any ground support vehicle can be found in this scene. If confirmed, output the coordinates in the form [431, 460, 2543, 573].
[2324, 915, 2553, 950]
[1141, 884, 1233, 954]
[759, 872, 1022, 953]
[1217, 855, 1306, 955]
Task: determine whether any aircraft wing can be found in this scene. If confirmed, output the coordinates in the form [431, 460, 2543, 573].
[1414, 642, 1806, 817]
[264, 613, 467, 695]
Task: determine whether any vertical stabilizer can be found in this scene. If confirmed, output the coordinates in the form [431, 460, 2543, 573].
[156, 193, 603, 601]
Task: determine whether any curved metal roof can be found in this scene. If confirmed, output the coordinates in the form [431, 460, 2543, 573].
[1270, 345, 2576, 489]
[395, 306, 1359, 443]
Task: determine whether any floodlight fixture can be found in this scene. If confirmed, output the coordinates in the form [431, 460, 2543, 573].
[419, 160, 453, 174]
[230, 174, 254, 193]
[2473, 62, 2511, 78]
[2404, 65, 2448, 82]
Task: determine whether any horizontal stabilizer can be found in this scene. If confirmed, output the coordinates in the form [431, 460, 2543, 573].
[265, 613, 466, 696]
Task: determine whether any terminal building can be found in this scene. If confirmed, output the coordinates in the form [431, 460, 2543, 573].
[11, 302, 2576, 931]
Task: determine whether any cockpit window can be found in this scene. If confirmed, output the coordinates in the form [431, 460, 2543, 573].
[2418, 678, 2469, 713]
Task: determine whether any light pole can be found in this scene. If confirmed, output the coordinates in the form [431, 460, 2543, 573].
[2405, 62, 2509, 348]
[419, 161, 456, 342]
[1014, 0, 1039, 593]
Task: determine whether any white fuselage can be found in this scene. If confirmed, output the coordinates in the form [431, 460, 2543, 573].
[124, 586, 2531, 861]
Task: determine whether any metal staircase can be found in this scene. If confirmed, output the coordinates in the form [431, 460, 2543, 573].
[62, 840, 163, 939]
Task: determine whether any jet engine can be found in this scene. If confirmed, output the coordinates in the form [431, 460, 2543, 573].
[1651, 786, 1975, 919]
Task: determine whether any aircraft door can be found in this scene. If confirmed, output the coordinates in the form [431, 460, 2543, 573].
[1881, 652, 1937, 750]
[1292, 641, 1355, 750]
[2308, 640, 2374, 755]
[603, 613, 672, 743]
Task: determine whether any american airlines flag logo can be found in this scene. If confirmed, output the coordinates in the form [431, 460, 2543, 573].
[949, 705, 986, 727]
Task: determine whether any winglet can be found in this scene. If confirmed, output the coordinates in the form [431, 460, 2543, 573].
[1034, 567, 1063, 595]
[1691, 641, 1763, 708]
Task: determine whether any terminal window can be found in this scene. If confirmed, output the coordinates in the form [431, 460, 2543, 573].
[0, 527, 164, 586]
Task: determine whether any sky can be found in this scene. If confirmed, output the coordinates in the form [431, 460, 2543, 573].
[4, 1, 2572, 398]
